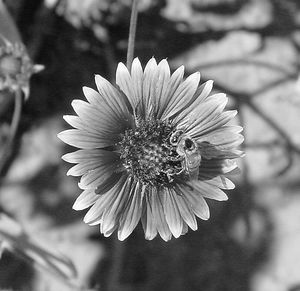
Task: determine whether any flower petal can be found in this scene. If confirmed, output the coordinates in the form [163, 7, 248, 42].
[181, 93, 228, 133]
[162, 72, 200, 120]
[63, 149, 119, 177]
[180, 185, 210, 220]
[141, 59, 171, 118]
[157, 65, 184, 118]
[95, 74, 131, 121]
[116, 61, 137, 111]
[95, 172, 123, 195]
[163, 189, 183, 238]
[173, 188, 198, 231]
[63, 115, 102, 136]
[63, 114, 120, 139]
[83, 175, 127, 224]
[131, 58, 144, 110]
[62, 148, 117, 162]
[189, 110, 237, 137]
[58, 129, 117, 149]
[193, 80, 214, 104]
[78, 162, 121, 189]
[181, 221, 189, 235]
[149, 187, 172, 241]
[200, 176, 235, 190]
[101, 177, 133, 236]
[154, 59, 171, 117]
[82, 87, 126, 127]
[187, 180, 228, 201]
[142, 58, 158, 117]
[71, 99, 122, 132]
[141, 200, 158, 240]
[73, 189, 98, 211]
[118, 182, 143, 241]
[195, 125, 243, 148]
[172, 80, 213, 124]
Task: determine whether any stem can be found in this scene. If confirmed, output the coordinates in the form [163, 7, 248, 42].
[126, 0, 139, 70]
[106, 2, 138, 290]
[0, 89, 23, 175]
[106, 237, 125, 291]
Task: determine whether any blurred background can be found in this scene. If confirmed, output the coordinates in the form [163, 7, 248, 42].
[1, 0, 300, 290]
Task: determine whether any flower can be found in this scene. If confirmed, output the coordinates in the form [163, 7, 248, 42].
[58, 58, 244, 241]
[0, 36, 44, 99]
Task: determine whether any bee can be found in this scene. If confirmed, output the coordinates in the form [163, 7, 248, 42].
[169, 130, 201, 180]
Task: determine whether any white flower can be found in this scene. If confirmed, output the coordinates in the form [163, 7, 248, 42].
[58, 58, 244, 241]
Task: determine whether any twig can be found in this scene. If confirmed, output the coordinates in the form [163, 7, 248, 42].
[0, 89, 23, 175]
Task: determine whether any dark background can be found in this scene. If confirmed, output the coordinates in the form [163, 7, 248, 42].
[1, 0, 300, 290]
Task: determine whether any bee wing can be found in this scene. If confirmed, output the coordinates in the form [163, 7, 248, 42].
[197, 141, 241, 159]
[197, 142, 219, 159]
[184, 152, 201, 180]
[186, 152, 201, 168]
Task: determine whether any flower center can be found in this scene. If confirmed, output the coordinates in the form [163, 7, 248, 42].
[118, 118, 184, 187]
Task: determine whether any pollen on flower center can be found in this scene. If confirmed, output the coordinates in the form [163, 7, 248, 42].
[118, 118, 183, 186]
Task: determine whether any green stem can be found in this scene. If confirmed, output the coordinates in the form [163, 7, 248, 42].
[0, 89, 23, 175]
[126, 0, 139, 70]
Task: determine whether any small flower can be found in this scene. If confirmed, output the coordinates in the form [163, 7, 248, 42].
[58, 58, 244, 241]
[0, 36, 44, 99]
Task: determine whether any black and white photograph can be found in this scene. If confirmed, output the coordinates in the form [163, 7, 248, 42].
[0, 1, 300, 290]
